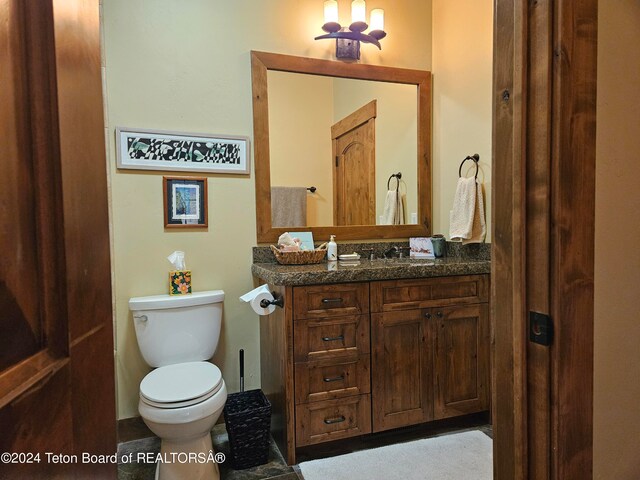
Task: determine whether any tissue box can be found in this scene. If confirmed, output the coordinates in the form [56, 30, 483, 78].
[169, 270, 192, 295]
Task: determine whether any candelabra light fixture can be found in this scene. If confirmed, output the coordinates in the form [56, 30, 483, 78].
[314, 0, 387, 60]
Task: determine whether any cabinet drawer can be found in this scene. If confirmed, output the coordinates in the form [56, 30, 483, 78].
[295, 355, 370, 404]
[370, 275, 489, 312]
[294, 314, 369, 363]
[295, 395, 371, 447]
[293, 283, 369, 319]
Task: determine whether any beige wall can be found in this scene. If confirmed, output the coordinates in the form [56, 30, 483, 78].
[432, 0, 493, 241]
[333, 79, 418, 223]
[594, 1, 640, 478]
[268, 72, 334, 226]
[103, 0, 433, 420]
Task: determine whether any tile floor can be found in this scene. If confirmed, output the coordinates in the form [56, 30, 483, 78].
[117, 416, 492, 480]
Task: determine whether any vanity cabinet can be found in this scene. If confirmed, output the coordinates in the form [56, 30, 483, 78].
[292, 283, 371, 447]
[370, 275, 490, 431]
[258, 274, 489, 465]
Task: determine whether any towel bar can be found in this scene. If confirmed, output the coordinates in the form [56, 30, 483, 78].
[387, 172, 402, 190]
[459, 154, 480, 180]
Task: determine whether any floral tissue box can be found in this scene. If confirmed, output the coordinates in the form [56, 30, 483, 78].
[169, 270, 192, 295]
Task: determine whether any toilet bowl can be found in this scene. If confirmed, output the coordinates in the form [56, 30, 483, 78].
[129, 291, 226, 480]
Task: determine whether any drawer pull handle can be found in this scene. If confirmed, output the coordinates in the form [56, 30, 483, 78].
[324, 415, 346, 425]
[322, 298, 344, 304]
[323, 375, 345, 383]
[322, 335, 344, 342]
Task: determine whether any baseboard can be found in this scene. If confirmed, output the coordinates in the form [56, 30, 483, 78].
[118, 414, 226, 443]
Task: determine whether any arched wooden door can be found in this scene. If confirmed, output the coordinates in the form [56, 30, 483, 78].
[332, 100, 377, 226]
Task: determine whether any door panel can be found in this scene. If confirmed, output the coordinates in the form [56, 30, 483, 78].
[434, 304, 490, 419]
[0, 1, 116, 478]
[371, 309, 432, 431]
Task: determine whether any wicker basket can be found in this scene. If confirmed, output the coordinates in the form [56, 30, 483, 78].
[223, 389, 272, 470]
[270, 245, 327, 265]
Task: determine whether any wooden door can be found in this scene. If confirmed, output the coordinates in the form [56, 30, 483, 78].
[0, 1, 116, 479]
[493, 1, 597, 479]
[371, 309, 433, 432]
[332, 100, 376, 226]
[433, 304, 490, 419]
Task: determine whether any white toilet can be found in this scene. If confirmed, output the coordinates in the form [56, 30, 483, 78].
[129, 290, 227, 480]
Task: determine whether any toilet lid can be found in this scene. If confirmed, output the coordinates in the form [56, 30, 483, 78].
[140, 362, 223, 408]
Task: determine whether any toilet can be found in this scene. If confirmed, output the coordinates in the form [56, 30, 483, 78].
[129, 290, 227, 480]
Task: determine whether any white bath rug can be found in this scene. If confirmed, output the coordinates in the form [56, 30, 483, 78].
[298, 430, 492, 480]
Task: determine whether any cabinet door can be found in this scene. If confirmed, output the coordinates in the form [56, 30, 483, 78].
[371, 309, 433, 432]
[433, 304, 490, 419]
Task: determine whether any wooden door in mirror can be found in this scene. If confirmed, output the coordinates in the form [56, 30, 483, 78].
[251, 51, 432, 243]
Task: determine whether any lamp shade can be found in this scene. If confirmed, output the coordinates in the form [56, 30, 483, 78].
[323, 0, 338, 24]
[351, 0, 366, 23]
[370, 8, 384, 31]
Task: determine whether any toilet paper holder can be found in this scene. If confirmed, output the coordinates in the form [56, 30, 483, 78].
[259, 293, 284, 309]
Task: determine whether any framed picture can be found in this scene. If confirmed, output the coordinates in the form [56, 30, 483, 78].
[116, 126, 250, 174]
[163, 176, 208, 228]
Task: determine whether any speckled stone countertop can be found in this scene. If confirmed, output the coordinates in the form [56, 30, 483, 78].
[252, 256, 490, 286]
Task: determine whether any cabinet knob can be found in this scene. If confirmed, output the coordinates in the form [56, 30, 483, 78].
[424, 312, 432, 319]
[436, 311, 444, 318]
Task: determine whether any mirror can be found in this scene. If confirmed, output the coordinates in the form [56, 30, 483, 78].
[251, 51, 432, 243]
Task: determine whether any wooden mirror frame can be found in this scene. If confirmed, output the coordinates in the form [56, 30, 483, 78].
[251, 51, 432, 243]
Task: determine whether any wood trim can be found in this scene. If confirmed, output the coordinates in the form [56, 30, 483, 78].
[550, 1, 597, 478]
[526, 1, 552, 478]
[0, 351, 68, 408]
[251, 50, 432, 242]
[492, 1, 528, 479]
[331, 100, 377, 139]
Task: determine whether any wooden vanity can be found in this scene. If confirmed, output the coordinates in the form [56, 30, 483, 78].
[253, 258, 490, 464]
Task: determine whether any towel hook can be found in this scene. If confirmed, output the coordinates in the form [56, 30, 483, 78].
[387, 172, 402, 190]
[458, 154, 480, 180]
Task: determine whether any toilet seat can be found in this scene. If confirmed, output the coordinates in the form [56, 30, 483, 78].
[140, 361, 223, 409]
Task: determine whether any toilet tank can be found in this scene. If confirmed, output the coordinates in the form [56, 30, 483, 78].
[129, 290, 224, 368]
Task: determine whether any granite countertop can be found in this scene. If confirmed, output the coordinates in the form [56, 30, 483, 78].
[252, 256, 491, 286]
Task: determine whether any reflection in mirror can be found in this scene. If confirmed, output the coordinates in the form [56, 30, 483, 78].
[251, 51, 431, 243]
[268, 71, 417, 227]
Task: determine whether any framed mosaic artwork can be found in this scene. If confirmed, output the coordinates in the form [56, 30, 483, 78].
[116, 127, 250, 174]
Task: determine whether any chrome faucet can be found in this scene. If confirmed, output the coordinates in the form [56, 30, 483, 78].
[384, 246, 399, 258]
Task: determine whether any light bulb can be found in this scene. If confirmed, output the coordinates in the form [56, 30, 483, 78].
[351, 0, 366, 24]
[323, 0, 338, 24]
[370, 8, 384, 31]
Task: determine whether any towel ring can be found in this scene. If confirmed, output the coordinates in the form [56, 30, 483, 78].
[458, 154, 480, 180]
[387, 172, 402, 190]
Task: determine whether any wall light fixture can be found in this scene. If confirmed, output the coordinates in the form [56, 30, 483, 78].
[314, 0, 386, 61]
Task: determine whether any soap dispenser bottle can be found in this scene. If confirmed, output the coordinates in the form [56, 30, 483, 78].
[327, 235, 337, 262]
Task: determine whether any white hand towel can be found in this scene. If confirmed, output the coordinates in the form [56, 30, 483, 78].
[449, 177, 477, 241]
[462, 181, 486, 244]
[381, 190, 405, 225]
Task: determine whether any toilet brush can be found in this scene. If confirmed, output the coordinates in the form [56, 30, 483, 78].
[239, 349, 244, 392]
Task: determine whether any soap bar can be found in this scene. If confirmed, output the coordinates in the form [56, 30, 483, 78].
[338, 252, 361, 261]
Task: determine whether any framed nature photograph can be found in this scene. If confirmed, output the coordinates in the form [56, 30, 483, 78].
[163, 176, 208, 228]
[117, 126, 250, 174]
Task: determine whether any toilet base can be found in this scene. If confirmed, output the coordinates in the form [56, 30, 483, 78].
[153, 433, 220, 480]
